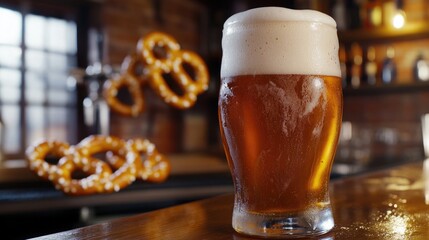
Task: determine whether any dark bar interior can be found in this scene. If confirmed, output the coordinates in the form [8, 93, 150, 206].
[0, 0, 429, 239]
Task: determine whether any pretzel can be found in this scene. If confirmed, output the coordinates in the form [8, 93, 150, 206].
[107, 138, 170, 183]
[103, 31, 209, 116]
[103, 73, 144, 117]
[26, 135, 171, 195]
[76, 135, 143, 192]
[52, 156, 113, 195]
[121, 53, 149, 85]
[142, 32, 209, 109]
[26, 141, 72, 180]
[129, 138, 170, 183]
[141, 32, 180, 72]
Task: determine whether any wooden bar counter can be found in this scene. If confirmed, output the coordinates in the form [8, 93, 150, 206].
[35, 161, 429, 239]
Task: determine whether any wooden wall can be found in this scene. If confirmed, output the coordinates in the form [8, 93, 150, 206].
[92, 0, 211, 153]
[91, 0, 429, 161]
[98, 0, 207, 65]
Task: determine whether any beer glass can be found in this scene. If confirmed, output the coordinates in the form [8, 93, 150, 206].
[219, 7, 342, 237]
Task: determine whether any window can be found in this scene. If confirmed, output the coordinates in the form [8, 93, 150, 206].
[0, 4, 78, 159]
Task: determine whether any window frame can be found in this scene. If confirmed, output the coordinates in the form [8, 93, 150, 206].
[0, 0, 90, 160]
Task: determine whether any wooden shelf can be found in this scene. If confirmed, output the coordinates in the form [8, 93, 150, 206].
[343, 81, 429, 96]
[339, 22, 429, 43]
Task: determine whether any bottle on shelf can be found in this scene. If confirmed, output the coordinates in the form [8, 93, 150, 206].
[346, 0, 361, 29]
[339, 45, 348, 88]
[413, 53, 429, 82]
[363, 0, 383, 28]
[350, 43, 363, 88]
[381, 46, 397, 84]
[365, 46, 378, 85]
[333, 0, 347, 30]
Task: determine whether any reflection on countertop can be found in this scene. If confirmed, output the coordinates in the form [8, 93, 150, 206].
[331, 160, 429, 239]
[37, 161, 429, 240]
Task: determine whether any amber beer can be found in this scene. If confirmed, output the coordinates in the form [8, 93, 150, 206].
[219, 7, 342, 237]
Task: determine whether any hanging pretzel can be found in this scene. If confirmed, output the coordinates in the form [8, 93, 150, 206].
[142, 32, 209, 109]
[103, 73, 144, 117]
[26, 135, 171, 195]
[121, 53, 150, 85]
[103, 31, 209, 116]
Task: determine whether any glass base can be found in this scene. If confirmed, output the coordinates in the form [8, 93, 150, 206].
[232, 206, 334, 238]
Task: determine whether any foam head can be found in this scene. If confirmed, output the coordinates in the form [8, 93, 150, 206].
[221, 7, 341, 78]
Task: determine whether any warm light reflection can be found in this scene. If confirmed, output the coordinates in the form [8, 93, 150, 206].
[370, 6, 382, 27]
[422, 114, 429, 157]
[388, 215, 408, 236]
[340, 121, 352, 141]
[424, 159, 429, 205]
[392, 11, 406, 29]
[417, 60, 429, 81]
[141, 203, 207, 237]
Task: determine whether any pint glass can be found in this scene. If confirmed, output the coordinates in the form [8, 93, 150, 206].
[219, 7, 342, 237]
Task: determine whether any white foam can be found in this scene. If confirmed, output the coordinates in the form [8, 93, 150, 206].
[221, 7, 341, 78]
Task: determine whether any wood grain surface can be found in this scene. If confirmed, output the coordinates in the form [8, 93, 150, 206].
[35, 161, 429, 240]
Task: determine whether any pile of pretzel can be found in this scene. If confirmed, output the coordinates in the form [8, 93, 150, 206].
[26, 135, 170, 195]
[104, 32, 209, 116]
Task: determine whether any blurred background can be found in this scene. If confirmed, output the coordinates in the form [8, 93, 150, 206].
[0, 0, 428, 238]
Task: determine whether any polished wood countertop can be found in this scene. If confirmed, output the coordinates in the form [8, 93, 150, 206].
[0, 154, 232, 215]
[35, 161, 429, 239]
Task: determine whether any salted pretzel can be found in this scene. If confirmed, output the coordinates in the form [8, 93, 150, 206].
[104, 73, 144, 117]
[26, 135, 171, 195]
[75, 135, 142, 193]
[107, 138, 170, 183]
[128, 138, 170, 183]
[26, 140, 113, 195]
[26, 141, 72, 180]
[103, 31, 209, 116]
[121, 53, 150, 85]
[142, 32, 209, 109]
[52, 156, 113, 195]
